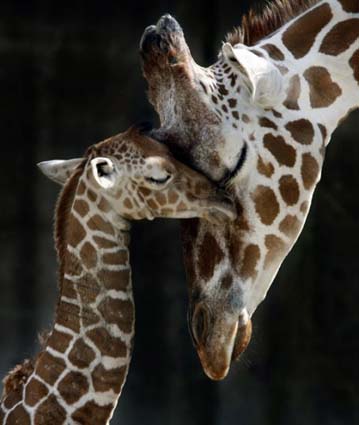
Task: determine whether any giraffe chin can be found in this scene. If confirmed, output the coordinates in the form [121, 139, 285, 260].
[198, 318, 252, 381]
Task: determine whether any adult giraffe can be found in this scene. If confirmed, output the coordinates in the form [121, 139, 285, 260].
[140, 0, 359, 380]
[0, 128, 234, 424]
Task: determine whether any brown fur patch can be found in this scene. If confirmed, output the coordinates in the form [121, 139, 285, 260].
[301, 153, 320, 190]
[264, 234, 287, 268]
[2, 359, 34, 402]
[98, 298, 134, 333]
[283, 74, 301, 110]
[263, 133, 296, 167]
[86, 327, 128, 357]
[226, 0, 320, 47]
[36, 352, 66, 386]
[240, 244, 260, 280]
[285, 119, 314, 145]
[57, 371, 89, 404]
[279, 175, 300, 205]
[349, 49, 359, 85]
[320, 19, 359, 56]
[168, 190, 179, 203]
[103, 250, 129, 266]
[47, 329, 73, 354]
[304, 66, 342, 108]
[282, 3, 332, 58]
[61, 278, 77, 300]
[69, 339, 96, 369]
[257, 155, 275, 177]
[181, 219, 200, 287]
[338, 0, 359, 12]
[76, 275, 101, 305]
[97, 196, 111, 213]
[80, 242, 97, 269]
[300, 201, 309, 214]
[259, 117, 278, 130]
[71, 401, 113, 425]
[35, 394, 67, 424]
[252, 185, 280, 225]
[262, 43, 284, 60]
[87, 214, 114, 235]
[197, 232, 224, 281]
[25, 378, 49, 407]
[124, 198, 133, 209]
[279, 215, 301, 237]
[92, 364, 126, 393]
[6, 405, 31, 424]
[97, 269, 130, 291]
[56, 301, 80, 333]
[73, 199, 89, 217]
[221, 273, 233, 289]
[67, 215, 86, 248]
[93, 236, 118, 249]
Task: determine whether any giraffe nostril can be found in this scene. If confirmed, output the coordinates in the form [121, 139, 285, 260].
[191, 303, 210, 346]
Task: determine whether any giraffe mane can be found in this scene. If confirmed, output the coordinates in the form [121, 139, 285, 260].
[226, 0, 321, 46]
[54, 161, 86, 280]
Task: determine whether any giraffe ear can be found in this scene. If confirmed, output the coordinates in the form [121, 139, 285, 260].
[91, 157, 116, 189]
[37, 158, 83, 185]
[222, 43, 283, 108]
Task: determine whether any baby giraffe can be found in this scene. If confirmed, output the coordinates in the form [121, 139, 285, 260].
[0, 127, 235, 425]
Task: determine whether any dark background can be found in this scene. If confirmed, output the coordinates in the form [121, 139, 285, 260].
[0, 1, 358, 424]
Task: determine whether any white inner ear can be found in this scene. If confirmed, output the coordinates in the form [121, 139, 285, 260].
[91, 157, 116, 189]
[222, 42, 283, 108]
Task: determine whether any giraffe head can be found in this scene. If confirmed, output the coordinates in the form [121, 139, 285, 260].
[38, 127, 236, 225]
[139, 1, 355, 379]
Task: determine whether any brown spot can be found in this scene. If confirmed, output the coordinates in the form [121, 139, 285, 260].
[86, 327, 128, 357]
[320, 19, 359, 56]
[97, 196, 111, 213]
[47, 329, 73, 354]
[87, 214, 114, 235]
[69, 338, 96, 369]
[318, 123, 327, 142]
[62, 278, 77, 300]
[242, 114, 250, 123]
[87, 189, 97, 202]
[36, 351, 66, 386]
[103, 250, 128, 266]
[221, 273, 233, 289]
[68, 215, 86, 248]
[228, 98, 237, 108]
[93, 236, 118, 249]
[71, 401, 113, 425]
[240, 244, 260, 280]
[285, 119, 314, 145]
[73, 199, 89, 217]
[264, 234, 287, 268]
[301, 153, 320, 190]
[98, 297, 134, 333]
[282, 3, 332, 58]
[77, 180, 86, 195]
[35, 395, 67, 424]
[138, 186, 151, 197]
[211, 95, 218, 104]
[57, 371, 89, 404]
[262, 43, 285, 60]
[222, 104, 228, 113]
[56, 301, 80, 333]
[272, 109, 282, 118]
[92, 364, 126, 393]
[259, 117, 277, 130]
[263, 133, 296, 167]
[338, 0, 359, 13]
[300, 201, 309, 214]
[168, 190, 179, 203]
[257, 156, 274, 177]
[304, 66, 342, 108]
[252, 186, 280, 225]
[7, 405, 31, 425]
[279, 215, 302, 237]
[181, 219, 199, 287]
[24, 378, 48, 407]
[232, 110, 240, 120]
[279, 175, 300, 206]
[80, 242, 97, 269]
[283, 74, 301, 110]
[197, 232, 224, 281]
[76, 275, 101, 305]
[3, 389, 22, 410]
[124, 198, 133, 209]
[147, 198, 158, 210]
[97, 269, 130, 291]
[155, 192, 167, 206]
[276, 64, 289, 75]
[218, 84, 229, 95]
[349, 49, 359, 85]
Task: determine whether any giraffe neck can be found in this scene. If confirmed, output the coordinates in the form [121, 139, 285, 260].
[1, 172, 134, 424]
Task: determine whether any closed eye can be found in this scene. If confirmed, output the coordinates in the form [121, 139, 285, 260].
[145, 175, 171, 184]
